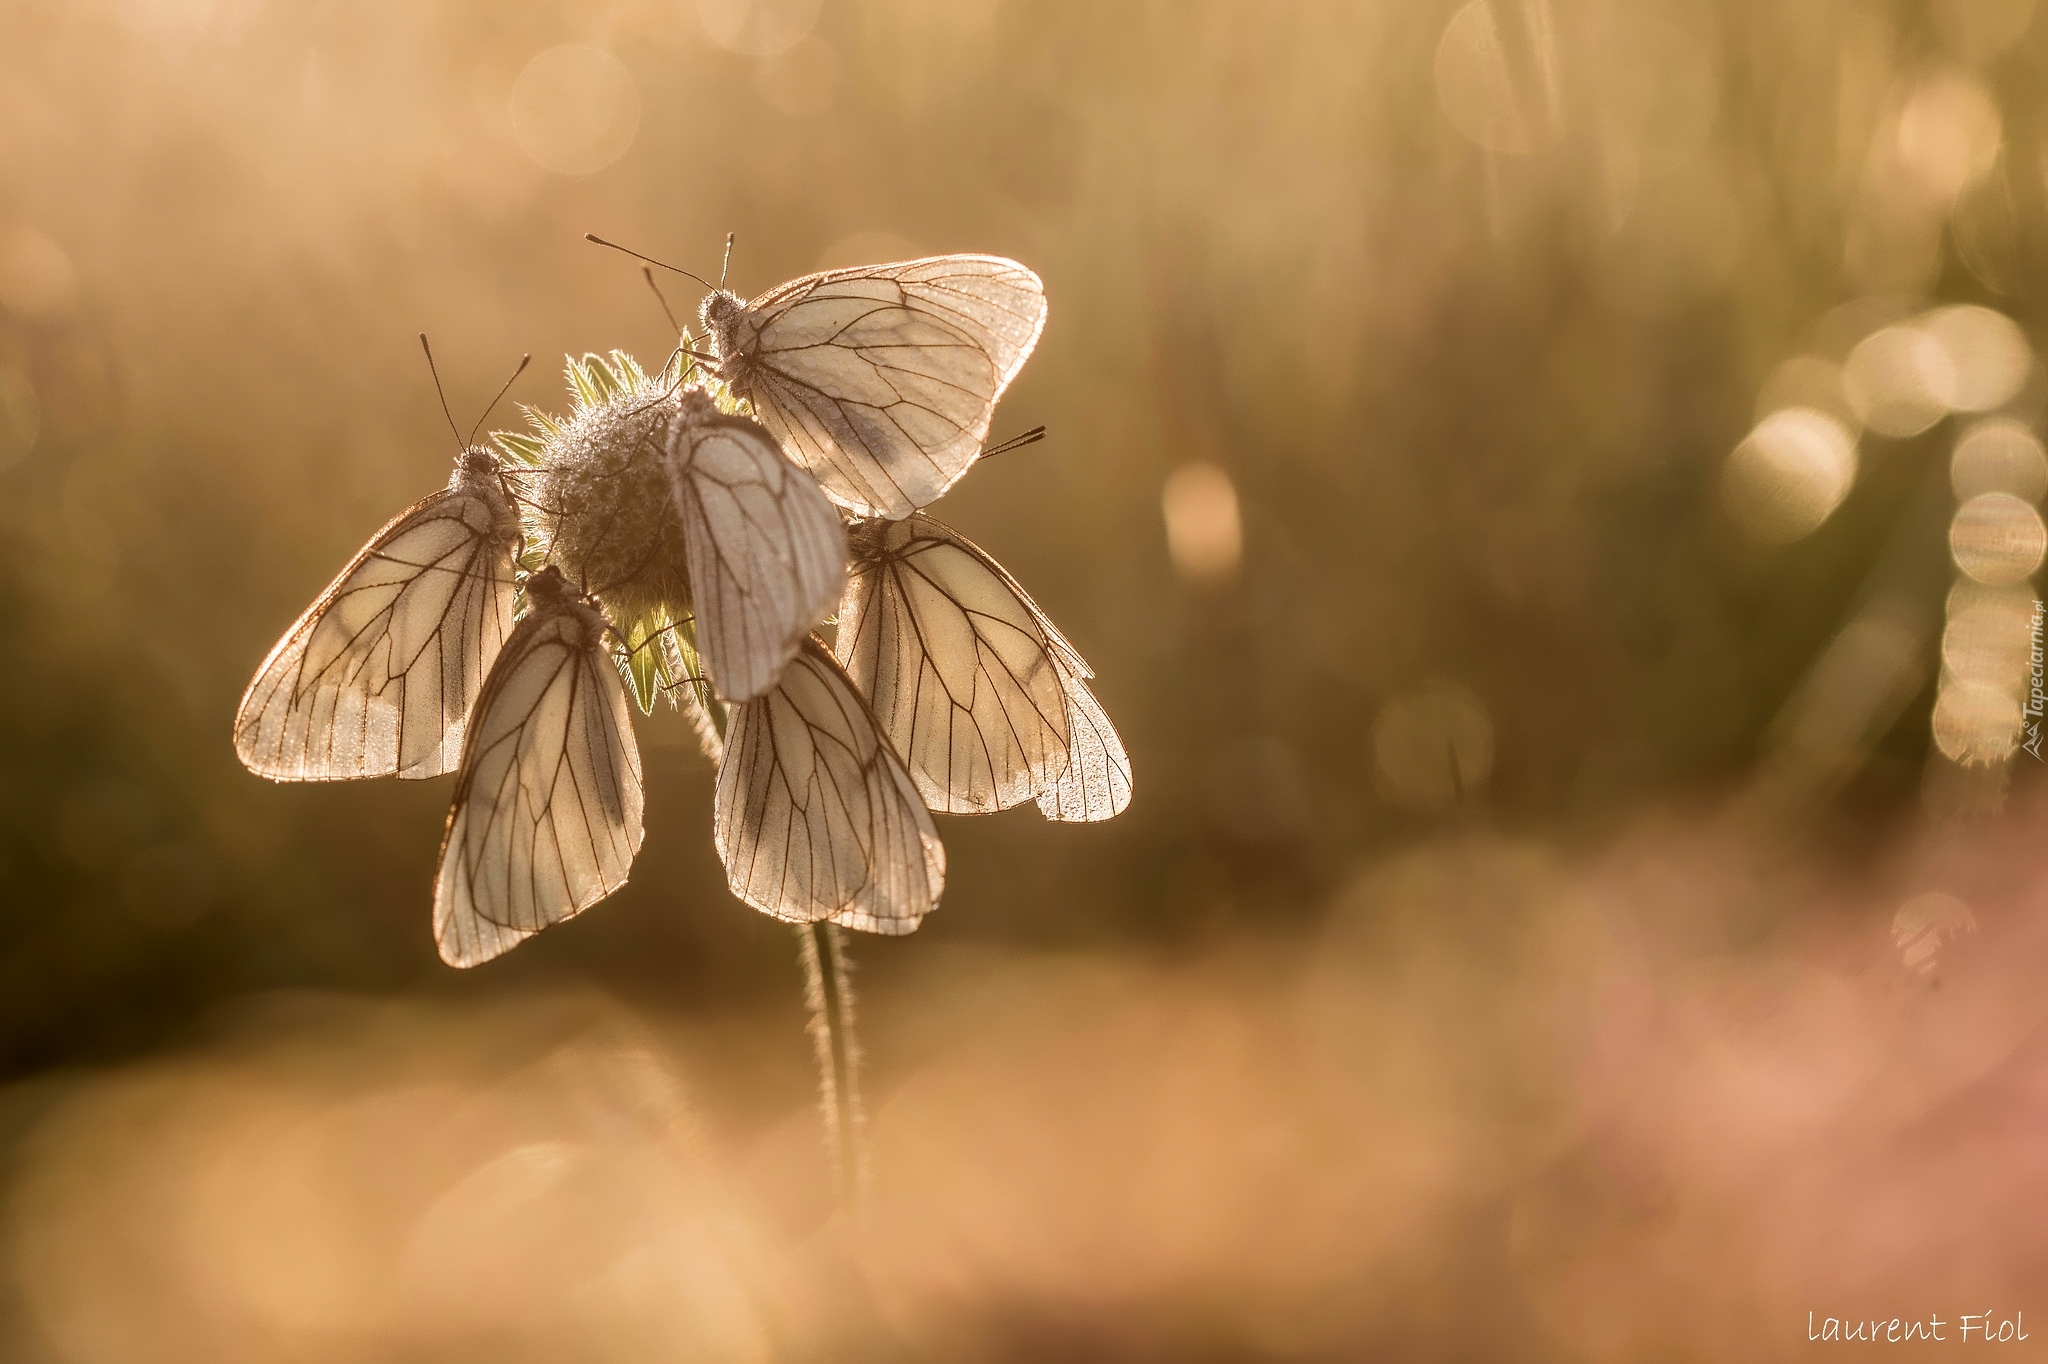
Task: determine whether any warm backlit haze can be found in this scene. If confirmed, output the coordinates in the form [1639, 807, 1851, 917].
[5, 0, 2048, 1358]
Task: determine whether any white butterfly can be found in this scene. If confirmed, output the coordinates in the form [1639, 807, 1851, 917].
[697, 256, 1047, 520]
[836, 513, 1132, 821]
[715, 636, 945, 935]
[234, 447, 521, 782]
[434, 565, 645, 967]
[663, 389, 847, 702]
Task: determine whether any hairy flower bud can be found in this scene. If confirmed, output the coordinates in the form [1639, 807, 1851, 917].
[523, 352, 694, 627]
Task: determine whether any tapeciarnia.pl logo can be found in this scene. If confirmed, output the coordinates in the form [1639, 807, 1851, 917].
[2025, 599, 2046, 761]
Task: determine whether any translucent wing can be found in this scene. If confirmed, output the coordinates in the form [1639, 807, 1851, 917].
[726, 256, 1047, 520]
[715, 636, 944, 934]
[1036, 660, 1133, 822]
[434, 578, 645, 967]
[234, 475, 518, 781]
[836, 515, 1075, 814]
[665, 407, 847, 702]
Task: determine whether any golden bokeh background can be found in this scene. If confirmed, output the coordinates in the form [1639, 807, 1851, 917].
[4, 0, 2048, 1357]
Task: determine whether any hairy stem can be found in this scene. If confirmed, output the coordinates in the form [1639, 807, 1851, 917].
[683, 662, 866, 1209]
[798, 920, 867, 1208]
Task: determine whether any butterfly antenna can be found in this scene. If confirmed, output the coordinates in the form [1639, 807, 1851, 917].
[720, 231, 735, 289]
[642, 265, 682, 335]
[420, 333, 463, 452]
[979, 425, 1048, 461]
[467, 353, 532, 448]
[584, 233, 716, 292]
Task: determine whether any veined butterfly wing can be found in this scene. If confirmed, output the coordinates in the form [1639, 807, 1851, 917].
[837, 513, 1132, 821]
[715, 636, 944, 934]
[1035, 658, 1133, 822]
[703, 256, 1047, 520]
[836, 514, 1073, 814]
[664, 394, 848, 702]
[434, 567, 645, 967]
[234, 452, 519, 781]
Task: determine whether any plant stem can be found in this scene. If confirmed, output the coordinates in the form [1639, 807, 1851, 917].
[798, 919, 867, 1208]
[681, 640, 866, 1210]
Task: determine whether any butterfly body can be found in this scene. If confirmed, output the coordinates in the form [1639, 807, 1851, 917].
[695, 256, 1048, 520]
[699, 288, 747, 353]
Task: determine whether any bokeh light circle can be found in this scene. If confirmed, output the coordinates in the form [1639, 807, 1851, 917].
[1931, 678, 2022, 763]
[1949, 491, 2046, 584]
[1951, 419, 2048, 502]
[1894, 74, 2002, 206]
[1755, 355, 1856, 431]
[509, 46, 641, 176]
[1844, 325, 1956, 437]
[1434, 1, 1527, 154]
[1922, 305, 2030, 413]
[1722, 407, 1858, 543]
[1161, 462, 1243, 583]
[1371, 684, 1493, 812]
[695, 0, 825, 58]
[1940, 591, 2032, 685]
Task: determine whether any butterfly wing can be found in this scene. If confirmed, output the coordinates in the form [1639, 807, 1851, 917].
[715, 637, 944, 934]
[434, 598, 645, 967]
[732, 256, 1047, 519]
[1035, 660, 1133, 822]
[836, 515, 1075, 814]
[666, 412, 848, 702]
[235, 484, 518, 781]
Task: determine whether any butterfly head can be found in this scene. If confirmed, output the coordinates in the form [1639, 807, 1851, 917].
[524, 564, 576, 612]
[843, 517, 896, 570]
[698, 289, 746, 357]
[675, 386, 720, 424]
[448, 446, 522, 540]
